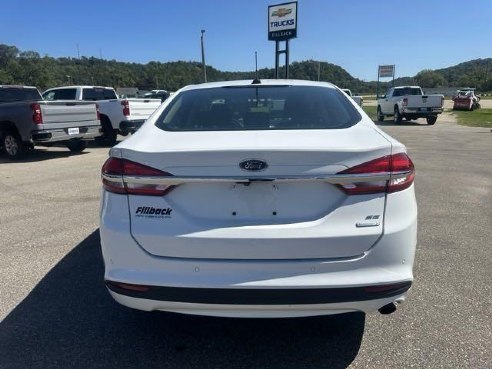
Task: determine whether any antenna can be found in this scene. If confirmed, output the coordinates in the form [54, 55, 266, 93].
[76, 43, 80, 59]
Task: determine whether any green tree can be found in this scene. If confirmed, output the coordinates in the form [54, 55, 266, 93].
[414, 70, 446, 88]
[0, 44, 19, 67]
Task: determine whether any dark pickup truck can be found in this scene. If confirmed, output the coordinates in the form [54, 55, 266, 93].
[0, 85, 101, 159]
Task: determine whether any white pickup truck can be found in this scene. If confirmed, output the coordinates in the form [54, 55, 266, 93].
[377, 86, 444, 125]
[43, 86, 161, 145]
[341, 89, 363, 107]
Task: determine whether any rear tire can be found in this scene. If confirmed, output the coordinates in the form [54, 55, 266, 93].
[377, 106, 384, 122]
[426, 116, 437, 125]
[96, 117, 117, 146]
[66, 139, 86, 152]
[394, 106, 402, 124]
[2, 131, 28, 160]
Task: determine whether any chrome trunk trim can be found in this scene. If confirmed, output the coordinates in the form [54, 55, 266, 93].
[102, 171, 412, 186]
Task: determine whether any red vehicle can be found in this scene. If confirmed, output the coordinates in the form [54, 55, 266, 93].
[452, 89, 481, 111]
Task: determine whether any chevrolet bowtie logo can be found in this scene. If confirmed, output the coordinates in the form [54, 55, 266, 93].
[272, 8, 292, 17]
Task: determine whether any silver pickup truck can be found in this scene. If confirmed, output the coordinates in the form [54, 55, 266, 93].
[0, 85, 101, 159]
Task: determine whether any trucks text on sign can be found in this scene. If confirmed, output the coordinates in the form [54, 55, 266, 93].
[268, 2, 298, 41]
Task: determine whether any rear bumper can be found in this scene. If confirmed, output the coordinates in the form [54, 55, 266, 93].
[453, 100, 473, 109]
[100, 185, 417, 317]
[402, 107, 443, 115]
[106, 280, 411, 305]
[107, 289, 410, 318]
[31, 125, 101, 143]
[102, 259, 414, 317]
[119, 119, 145, 134]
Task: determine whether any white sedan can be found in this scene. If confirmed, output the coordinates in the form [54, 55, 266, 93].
[100, 79, 417, 318]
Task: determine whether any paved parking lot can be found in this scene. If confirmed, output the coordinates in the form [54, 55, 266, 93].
[0, 115, 491, 368]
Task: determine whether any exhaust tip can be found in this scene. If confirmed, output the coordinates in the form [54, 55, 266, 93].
[378, 302, 397, 315]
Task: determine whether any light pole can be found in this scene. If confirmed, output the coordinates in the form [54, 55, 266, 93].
[255, 51, 258, 79]
[200, 30, 207, 83]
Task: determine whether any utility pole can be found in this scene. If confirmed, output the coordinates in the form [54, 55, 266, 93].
[317, 61, 321, 81]
[200, 30, 207, 83]
[255, 51, 258, 79]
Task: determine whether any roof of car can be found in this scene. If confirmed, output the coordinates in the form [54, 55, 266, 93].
[45, 86, 115, 90]
[180, 79, 338, 92]
[0, 85, 37, 89]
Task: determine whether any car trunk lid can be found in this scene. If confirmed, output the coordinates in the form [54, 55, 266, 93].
[120, 124, 393, 260]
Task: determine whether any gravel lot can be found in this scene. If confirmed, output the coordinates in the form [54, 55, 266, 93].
[1, 115, 491, 368]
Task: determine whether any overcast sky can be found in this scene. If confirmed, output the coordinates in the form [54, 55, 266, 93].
[2, 0, 491, 80]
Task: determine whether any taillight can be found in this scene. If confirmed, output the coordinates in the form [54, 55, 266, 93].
[338, 153, 415, 195]
[101, 157, 175, 196]
[387, 153, 415, 193]
[30, 103, 43, 124]
[95, 103, 101, 121]
[121, 100, 130, 116]
[402, 98, 408, 107]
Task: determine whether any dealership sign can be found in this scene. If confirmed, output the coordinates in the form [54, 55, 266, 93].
[268, 2, 298, 41]
[379, 65, 395, 78]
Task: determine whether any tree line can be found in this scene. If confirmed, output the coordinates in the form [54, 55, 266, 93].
[1, 44, 491, 94]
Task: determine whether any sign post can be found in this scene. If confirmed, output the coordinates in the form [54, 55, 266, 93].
[268, 2, 298, 79]
[377, 64, 395, 97]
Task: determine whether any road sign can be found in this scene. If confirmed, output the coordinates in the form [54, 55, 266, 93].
[268, 2, 298, 41]
[379, 65, 395, 78]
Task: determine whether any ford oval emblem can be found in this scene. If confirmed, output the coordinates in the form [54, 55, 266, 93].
[239, 159, 268, 171]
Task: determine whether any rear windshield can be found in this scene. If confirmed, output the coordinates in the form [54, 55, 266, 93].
[82, 88, 117, 100]
[43, 88, 77, 100]
[155, 85, 361, 131]
[393, 88, 422, 96]
[0, 87, 41, 103]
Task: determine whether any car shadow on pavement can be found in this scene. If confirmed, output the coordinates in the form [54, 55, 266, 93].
[0, 230, 365, 369]
[0, 148, 89, 164]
